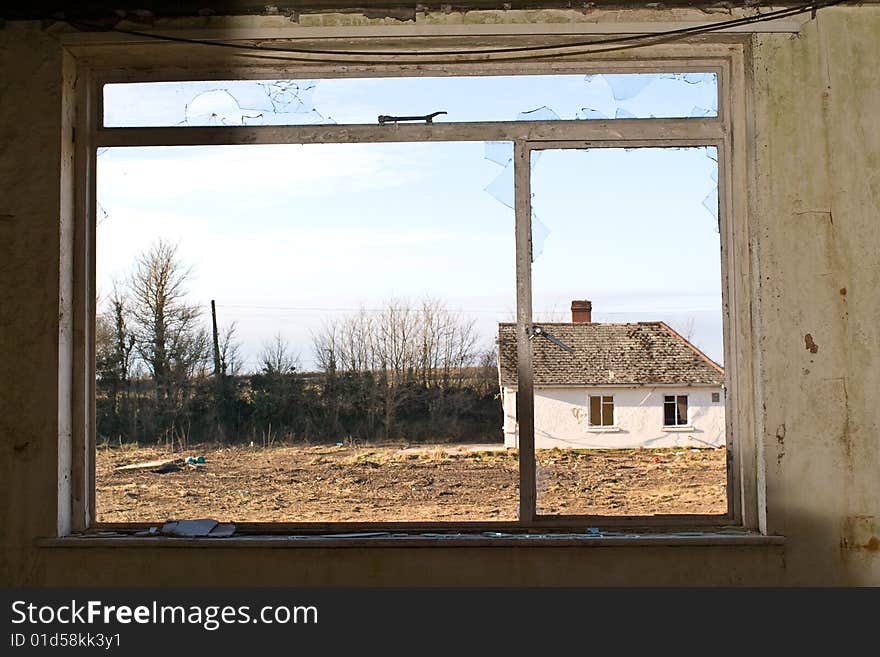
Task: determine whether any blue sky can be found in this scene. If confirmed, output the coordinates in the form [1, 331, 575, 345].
[97, 73, 723, 371]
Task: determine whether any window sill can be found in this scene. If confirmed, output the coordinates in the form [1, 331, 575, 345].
[37, 531, 784, 549]
[662, 425, 695, 432]
[586, 426, 621, 433]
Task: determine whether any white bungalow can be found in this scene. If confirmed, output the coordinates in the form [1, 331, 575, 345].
[497, 301, 726, 449]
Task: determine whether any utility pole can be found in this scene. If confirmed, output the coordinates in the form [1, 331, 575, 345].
[211, 300, 221, 377]
[211, 300, 226, 441]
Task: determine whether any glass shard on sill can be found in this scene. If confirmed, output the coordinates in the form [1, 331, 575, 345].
[689, 106, 715, 118]
[577, 107, 608, 120]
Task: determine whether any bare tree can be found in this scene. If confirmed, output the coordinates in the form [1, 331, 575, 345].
[259, 333, 299, 374]
[219, 322, 243, 376]
[310, 296, 486, 439]
[127, 239, 210, 435]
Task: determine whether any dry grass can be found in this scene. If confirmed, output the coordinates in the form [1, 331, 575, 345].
[96, 442, 727, 523]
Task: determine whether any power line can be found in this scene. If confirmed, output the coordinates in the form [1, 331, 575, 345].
[215, 303, 516, 315]
[62, 2, 843, 63]
[214, 303, 720, 316]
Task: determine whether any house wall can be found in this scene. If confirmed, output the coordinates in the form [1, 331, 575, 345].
[502, 386, 725, 449]
[1, 5, 879, 586]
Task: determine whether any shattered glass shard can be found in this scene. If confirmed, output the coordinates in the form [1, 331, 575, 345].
[531, 212, 551, 262]
[260, 80, 318, 113]
[682, 73, 709, 84]
[485, 141, 514, 166]
[185, 89, 259, 126]
[659, 72, 714, 85]
[703, 186, 720, 227]
[517, 106, 561, 122]
[690, 106, 715, 118]
[484, 162, 515, 209]
[603, 74, 658, 101]
[578, 107, 608, 120]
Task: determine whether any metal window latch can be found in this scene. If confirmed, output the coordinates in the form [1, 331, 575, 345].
[528, 325, 574, 353]
[378, 111, 447, 125]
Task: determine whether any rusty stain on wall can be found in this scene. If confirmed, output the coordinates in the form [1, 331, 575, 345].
[841, 515, 879, 552]
[804, 333, 819, 353]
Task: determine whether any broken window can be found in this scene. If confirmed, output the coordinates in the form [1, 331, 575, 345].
[103, 72, 718, 128]
[526, 146, 726, 517]
[95, 141, 518, 523]
[82, 58, 746, 533]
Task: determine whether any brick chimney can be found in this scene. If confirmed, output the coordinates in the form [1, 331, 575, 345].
[571, 300, 592, 323]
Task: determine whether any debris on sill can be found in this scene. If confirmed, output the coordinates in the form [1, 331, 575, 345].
[69, 527, 758, 543]
[159, 519, 236, 538]
[133, 527, 159, 537]
[115, 456, 206, 474]
[115, 458, 180, 473]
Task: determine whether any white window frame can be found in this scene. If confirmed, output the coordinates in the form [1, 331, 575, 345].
[587, 394, 616, 430]
[60, 34, 759, 535]
[663, 394, 690, 428]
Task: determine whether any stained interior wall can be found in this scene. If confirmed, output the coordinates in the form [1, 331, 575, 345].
[0, 6, 878, 586]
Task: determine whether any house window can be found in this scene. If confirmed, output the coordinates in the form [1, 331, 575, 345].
[67, 36, 755, 535]
[712, 392, 721, 403]
[589, 395, 615, 426]
[664, 395, 689, 426]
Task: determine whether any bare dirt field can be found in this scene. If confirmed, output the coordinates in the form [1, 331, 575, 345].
[96, 442, 727, 523]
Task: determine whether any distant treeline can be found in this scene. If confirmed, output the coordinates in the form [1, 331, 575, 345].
[96, 239, 502, 446]
[96, 366, 501, 447]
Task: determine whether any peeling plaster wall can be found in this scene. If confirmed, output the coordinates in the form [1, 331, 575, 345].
[752, 7, 880, 585]
[0, 7, 878, 585]
[0, 21, 67, 586]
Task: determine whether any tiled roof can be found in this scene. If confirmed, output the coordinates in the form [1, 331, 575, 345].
[497, 322, 723, 387]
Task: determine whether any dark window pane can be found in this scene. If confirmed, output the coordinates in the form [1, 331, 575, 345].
[677, 395, 689, 425]
[590, 396, 602, 425]
[664, 396, 676, 426]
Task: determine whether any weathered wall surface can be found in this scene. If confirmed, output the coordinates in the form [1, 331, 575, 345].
[1, 7, 878, 585]
[752, 7, 880, 585]
[0, 21, 66, 586]
[503, 386, 725, 448]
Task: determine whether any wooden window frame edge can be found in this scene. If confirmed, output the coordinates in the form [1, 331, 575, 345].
[60, 36, 762, 538]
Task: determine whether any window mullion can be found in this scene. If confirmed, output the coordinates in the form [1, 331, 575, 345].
[514, 140, 535, 525]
